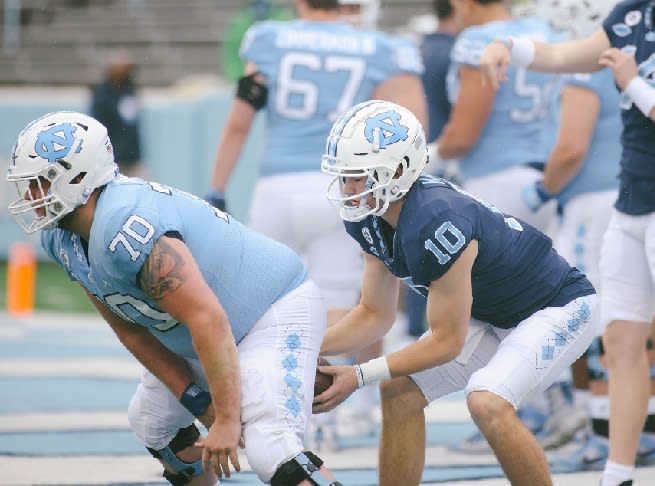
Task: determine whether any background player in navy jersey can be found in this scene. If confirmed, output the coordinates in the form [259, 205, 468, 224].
[7, 111, 342, 486]
[524, 0, 655, 470]
[313, 99, 597, 486]
[206, 0, 426, 450]
[480, 2, 655, 484]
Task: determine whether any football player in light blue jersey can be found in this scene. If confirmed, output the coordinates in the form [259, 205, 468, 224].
[500, 1, 625, 456]
[7, 112, 342, 486]
[207, 0, 426, 451]
[530, 68, 623, 453]
[207, 0, 425, 326]
[480, 2, 655, 484]
[431, 0, 560, 236]
[314, 100, 597, 485]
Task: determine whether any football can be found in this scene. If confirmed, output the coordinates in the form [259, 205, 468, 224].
[314, 357, 334, 396]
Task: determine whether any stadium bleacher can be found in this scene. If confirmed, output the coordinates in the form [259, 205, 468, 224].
[1, 0, 435, 87]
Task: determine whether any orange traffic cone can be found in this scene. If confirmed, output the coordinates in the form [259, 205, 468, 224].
[6, 241, 36, 316]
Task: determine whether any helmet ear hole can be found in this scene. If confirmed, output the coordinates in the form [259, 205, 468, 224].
[69, 172, 87, 185]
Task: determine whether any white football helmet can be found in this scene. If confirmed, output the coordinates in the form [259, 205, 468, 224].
[532, 0, 616, 39]
[338, 0, 380, 30]
[321, 100, 428, 222]
[7, 111, 118, 233]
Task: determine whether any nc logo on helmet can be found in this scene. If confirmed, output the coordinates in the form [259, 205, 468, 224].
[34, 123, 81, 163]
[364, 110, 409, 149]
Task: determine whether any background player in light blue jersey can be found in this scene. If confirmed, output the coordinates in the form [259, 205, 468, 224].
[6, 111, 342, 486]
[480, 2, 655, 484]
[431, 0, 559, 235]
[426, 0, 563, 454]
[313, 100, 597, 486]
[206, 0, 426, 450]
[518, 0, 624, 459]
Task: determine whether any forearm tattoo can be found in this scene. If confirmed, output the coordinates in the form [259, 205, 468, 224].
[138, 238, 186, 301]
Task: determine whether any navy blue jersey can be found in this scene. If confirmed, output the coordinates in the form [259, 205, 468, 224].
[603, 1, 655, 214]
[420, 32, 456, 142]
[344, 176, 594, 328]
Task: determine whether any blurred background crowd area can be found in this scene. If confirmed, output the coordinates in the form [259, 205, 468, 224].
[1, 0, 442, 87]
[0, 0, 517, 312]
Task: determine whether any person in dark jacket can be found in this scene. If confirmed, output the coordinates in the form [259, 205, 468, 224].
[90, 49, 143, 177]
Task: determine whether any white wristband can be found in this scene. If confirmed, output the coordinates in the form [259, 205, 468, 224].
[358, 357, 391, 388]
[507, 36, 535, 68]
[625, 76, 655, 118]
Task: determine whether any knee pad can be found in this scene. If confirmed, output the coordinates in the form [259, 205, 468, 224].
[146, 424, 203, 486]
[270, 451, 342, 486]
[586, 336, 608, 381]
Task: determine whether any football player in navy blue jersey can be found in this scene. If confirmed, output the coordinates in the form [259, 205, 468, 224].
[480, 2, 655, 485]
[207, 0, 427, 449]
[313, 99, 597, 485]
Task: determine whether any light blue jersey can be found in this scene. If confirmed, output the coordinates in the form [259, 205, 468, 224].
[240, 19, 423, 176]
[41, 177, 308, 358]
[447, 18, 560, 179]
[554, 70, 621, 207]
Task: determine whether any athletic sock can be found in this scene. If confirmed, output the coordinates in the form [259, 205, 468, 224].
[601, 460, 634, 486]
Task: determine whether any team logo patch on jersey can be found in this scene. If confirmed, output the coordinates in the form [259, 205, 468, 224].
[35, 123, 80, 163]
[59, 248, 69, 267]
[612, 23, 632, 37]
[364, 110, 409, 149]
[625, 10, 642, 27]
[362, 227, 373, 245]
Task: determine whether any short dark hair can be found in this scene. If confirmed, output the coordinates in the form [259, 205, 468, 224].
[433, 0, 453, 19]
[306, 0, 339, 9]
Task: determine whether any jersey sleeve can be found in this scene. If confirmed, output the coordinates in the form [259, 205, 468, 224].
[388, 36, 424, 76]
[343, 220, 370, 253]
[602, 1, 640, 46]
[239, 20, 279, 67]
[40, 230, 59, 264]
[95, 192, 183, 287]
[368, 34, 424, 82]
[40, 229, 83, 284]
[402, 208, 473, 285]
[450, 30, 488, 69]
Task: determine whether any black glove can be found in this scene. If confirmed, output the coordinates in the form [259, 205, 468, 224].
[205, 189, 227, 212]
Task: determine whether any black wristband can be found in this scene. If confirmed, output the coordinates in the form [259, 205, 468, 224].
[180, 382, 211, 417]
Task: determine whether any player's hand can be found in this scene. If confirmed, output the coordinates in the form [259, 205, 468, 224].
[521, 180, 552, 213]
[598, 48, 639, 90]
[205, 189, 227, 212]
[195, 418, 244, 479]
[312, 364, 358, 414]
[479, 40, 512, 91]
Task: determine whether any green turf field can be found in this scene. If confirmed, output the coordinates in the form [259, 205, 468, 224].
[0, 261, 95, 313]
